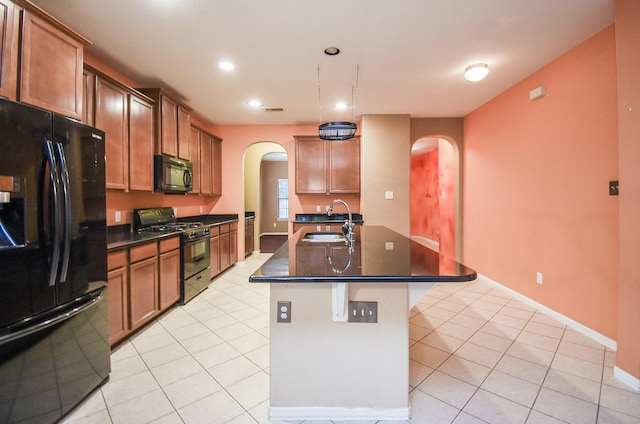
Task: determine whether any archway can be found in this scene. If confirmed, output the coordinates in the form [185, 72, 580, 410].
[410, 137, 456, 259]
[243, 142, 288, 253]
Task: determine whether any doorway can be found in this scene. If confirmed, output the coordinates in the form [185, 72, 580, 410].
[243, 142, 288, 253]
[410, 137, 455, 259]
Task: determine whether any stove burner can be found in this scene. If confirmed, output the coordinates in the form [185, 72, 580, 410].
[141, 222, 204, 232]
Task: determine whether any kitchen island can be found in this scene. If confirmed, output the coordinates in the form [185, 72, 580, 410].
[250, 225, 476, 421]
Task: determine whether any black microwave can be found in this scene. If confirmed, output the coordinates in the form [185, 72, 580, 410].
[154, 154, 193, 193]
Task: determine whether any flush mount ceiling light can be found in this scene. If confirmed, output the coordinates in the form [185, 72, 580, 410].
[317, 65, 359, 141]
[248, 99, 261, 108]
[218, 61, 235, 71]
[464, 63, 489, 82]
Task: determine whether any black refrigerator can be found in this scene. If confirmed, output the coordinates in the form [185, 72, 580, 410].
[0, 98, 110, 423]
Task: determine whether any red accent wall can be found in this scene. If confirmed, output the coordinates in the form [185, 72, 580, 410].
[411, 140, 455, 258]
[411, 150, 439, 240]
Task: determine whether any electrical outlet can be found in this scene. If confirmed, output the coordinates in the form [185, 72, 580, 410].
[348, 301, 377, 323]
[277, 301, 291, 323]
[536, 272, 543, 285]
[115, 211, 121, 223]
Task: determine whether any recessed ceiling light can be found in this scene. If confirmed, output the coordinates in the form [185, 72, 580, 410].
[334, 102, 348, 110]
[248, 99, 261, 108]
[324, 47, 340, 56]
[464, 63, 489, 82]
[219, 61, 235, 71]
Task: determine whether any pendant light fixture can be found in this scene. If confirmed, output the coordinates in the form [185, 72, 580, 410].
[317, 64, 359, 141]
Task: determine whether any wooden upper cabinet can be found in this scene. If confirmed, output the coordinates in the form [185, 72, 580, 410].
[329, 136, 360, 193]
[211, 136, 222, 196]
[139, 88, 192, 160]
[160, 95, 178, 156]
[295, 135, 360, 194]
[295, 136, 327, 194]
[96, 77, 128, 190]
[0, 0, 18, 100]
[189, 126, 201, 194]
[199, 131, 212, 195]
[19, 9, 86, 120]
[82, 67, 95, 126]
[177, 104, 191, 160]
[128, 93, 154, 191]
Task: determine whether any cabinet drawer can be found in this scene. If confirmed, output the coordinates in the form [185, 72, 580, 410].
[108, 250, 127, 271]
[129, 242, 158, 263]
[209, 225, 220, 237]
[219, 223, 230, 234]
[230, 221, 238, 231]
[159, 236, 180, 253]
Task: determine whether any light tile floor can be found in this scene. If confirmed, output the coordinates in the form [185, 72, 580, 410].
[62, 253, 640, 424]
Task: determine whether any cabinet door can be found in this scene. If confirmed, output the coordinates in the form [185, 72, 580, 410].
[0, 0, 18, 100]
[160, 95, 178, 156]
[177, 105, 191, 160]
[96, 78, 129, 190]
[189, 126, 201, 194]
[220, 231, 230, 270]
[210, 234, 220, 279]
[211, 137, 222, 196]
[82, 68, 95, 126]
[108, 265, 128, 344]
[159, 248, 180, 310]
[230, 229, 238, 265]
[200, 132, 212, 195]
[295, 137, 327, 194]
[20, 10, 83, 120]
[128, 93, 154, 191]
[329, 136, 360, 193]
[129, 256, 159, 329]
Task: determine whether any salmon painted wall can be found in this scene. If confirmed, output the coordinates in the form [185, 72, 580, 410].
[615, 0, 640, 382]
[463, 26, 619, 338]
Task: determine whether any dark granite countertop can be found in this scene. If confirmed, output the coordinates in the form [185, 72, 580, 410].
[249, 225, 477, 283]
[292, 213, 364, 224]
[108, 214, 239, 251]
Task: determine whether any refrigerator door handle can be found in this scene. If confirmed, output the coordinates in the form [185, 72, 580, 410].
[54, 142, 71, 282]
[44, 140, 62, 287]
[0, 287, 105, 345]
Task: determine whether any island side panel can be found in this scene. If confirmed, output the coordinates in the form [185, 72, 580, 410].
[270, 282, 409, 412]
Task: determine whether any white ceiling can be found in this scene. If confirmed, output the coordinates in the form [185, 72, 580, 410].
[31, 0, 614, 126]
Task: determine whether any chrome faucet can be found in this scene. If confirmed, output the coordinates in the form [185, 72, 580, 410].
[327, 199, 354, 242]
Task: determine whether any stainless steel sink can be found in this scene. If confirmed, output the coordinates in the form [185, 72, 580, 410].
[300, 232, 347, 243]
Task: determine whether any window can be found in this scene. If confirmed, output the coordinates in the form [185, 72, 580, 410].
[277, 179, 288, 220]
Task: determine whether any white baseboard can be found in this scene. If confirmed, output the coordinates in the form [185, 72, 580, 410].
[268, 406, 411, 421]
[614, 366, 640, 392]
[476, 273, 617, 350]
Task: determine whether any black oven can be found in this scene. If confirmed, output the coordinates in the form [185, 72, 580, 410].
[181, 228, 211, 304]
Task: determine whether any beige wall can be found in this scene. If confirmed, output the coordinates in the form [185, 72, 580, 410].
[260, 160, 288, 233]
[361, 115, 411, 236]
[243, 142, 287, 249]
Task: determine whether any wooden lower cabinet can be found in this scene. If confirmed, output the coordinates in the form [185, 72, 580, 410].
[107, 250, 128, 344]
[210, 226, 221, 279]
[245, 218, 254, 257]
[159, 237, 180, 310]
[107, 235, 180, 346]
[230, 222, 238, 265]
[220, 226, 230, 271]
[129, 256, 158, 329]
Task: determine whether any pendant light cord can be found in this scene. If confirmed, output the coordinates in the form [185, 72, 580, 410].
[317, 64, 323, 125]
